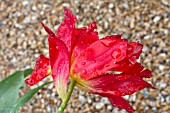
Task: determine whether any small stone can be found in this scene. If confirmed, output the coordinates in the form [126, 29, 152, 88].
[107, 105, 113, 110]
[95, 102, 104, 110]
[161, 0, 169, 5]
[32, 6, 37, 11]
[108, 3, 114, 9]
[22, 1, 29, 6]
[160, 82, 167, 88]
[87, 97, 92, 104]
[159, 65, 165, 71]
[78, 95, 86, 103]
[153, 16, 161, 23]
[23, 17, 31, 24]
[46, 105, 51, 112]
[101, 97, 109, 104]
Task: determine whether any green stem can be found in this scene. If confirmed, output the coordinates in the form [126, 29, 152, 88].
[57, 79, 76, 113]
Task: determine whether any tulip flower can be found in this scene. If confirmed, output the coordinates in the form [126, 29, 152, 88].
[25, 8, 155, 113]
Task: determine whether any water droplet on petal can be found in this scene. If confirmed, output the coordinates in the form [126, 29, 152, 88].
[80, 53, 85, 56]
[101, 40, 116, 47]
[37, 74, 43, 80]
[75, 64, 78, 67]
[58, 69, 61, 74]
[129, 56, 137, 64]
[61, 21, 65, 25]
[82, 69, 87, 74]
[73, 18, 77, 22]
[82, 62, 86, 65]
[93, 72, 97, 75]
[74, 53, 78, 57]
[43, 64, 47, 68]
[56, 46, 60, 50]
[84, 57, 88, 60]
[112, 49, 121, 59]
[122, 92, 126, 95]
[26, 78, 34, 85]
[104, 64, 110, 67]
[92, 60, 96, 63]
[39, 60, 43, 64]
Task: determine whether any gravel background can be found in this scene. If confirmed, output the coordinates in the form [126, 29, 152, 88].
[0, 0, 170, 113]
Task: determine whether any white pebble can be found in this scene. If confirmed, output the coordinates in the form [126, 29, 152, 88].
[109, 3, 114, 9]
[95, 102, 104, 110]
[78, 95, 86, 103]
[153, 16, 161, 22]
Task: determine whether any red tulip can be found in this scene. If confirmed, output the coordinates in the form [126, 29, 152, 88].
[25, 8, 154, 112]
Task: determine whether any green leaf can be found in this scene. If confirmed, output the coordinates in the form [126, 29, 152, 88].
[24, 68, 33, 78]
[0, 71, 24, 113]
[11, 81, 52, 113]
[0, 68, 33, 113]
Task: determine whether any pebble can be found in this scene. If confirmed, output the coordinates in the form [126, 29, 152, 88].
[161, 0, 169, 5]
[153, 16, 161, 23]
[78, 95, 86, 103]
[95, 102, 104, 110]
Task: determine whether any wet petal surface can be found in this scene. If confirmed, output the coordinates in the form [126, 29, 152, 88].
[109, 96, 134, 113]
[87, 74, 154, 96]
[48, 36, 70, 100]
[56, 8, 77, 55]
[72, 35, 127, 80]
[25, 54, 51, 86]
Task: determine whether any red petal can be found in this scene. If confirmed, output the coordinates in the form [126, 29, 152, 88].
[122, 62, 153, 78]
[87, 74, 154, 96]
[48, 36, 70, 100]
[25, 54, 51, 86]
[72, 22, 99, 61]
[72, 35, 127, 80]
[41, 22, 55, 37]
[113, 59, 133, 72]
[56, 8, 77, 54]
[139, 69, 152, 78]
[122, 62, 144, 75]
[113, 42, 143, 72]
[108, 96, 135, 113]
[127, 42, 143, 60]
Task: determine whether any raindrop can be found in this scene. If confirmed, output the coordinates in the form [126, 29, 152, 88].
[74, 64, 77, 68]
[111, 49, 121, 59]
[61, 21, 65, 25]
[56, 46, 60, 50]
[81, 41, 84, 44]
[82, 62, 86, 65]
[93, 72, 98, 75]
[69, 25, 73, 28]
[74, 53, 78, 57]
[80, 53, 85, 56]
[73, 18, 77, 22]
[127, 91, 131, 94]
[121, 92, 126, 96]
[58, 69, 61, 74]
[37, 74, 43, 80]
[92, 60, 96, 63]
[39, 60, 43, 64]
[129, 56, 136, 64]
[43, 64, 47, 68]
[128, 46, 133, 51]
[27, 79, 34, 85]
[88, 51, 92, 55]
[104, 64, 110, 67]
[82, 69, 87, 74]
[84, 57, 88, 60]
[101, 40, 116, 47]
